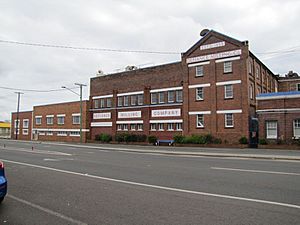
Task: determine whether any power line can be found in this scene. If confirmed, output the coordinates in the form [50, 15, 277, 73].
[0, 86, 79, 93]
[0, 39, 180, 55]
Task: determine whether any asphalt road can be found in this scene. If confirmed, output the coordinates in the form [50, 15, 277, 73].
[0, 139, 299, 225]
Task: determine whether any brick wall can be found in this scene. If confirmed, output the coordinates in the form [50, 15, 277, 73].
[11, 111, 32, 141]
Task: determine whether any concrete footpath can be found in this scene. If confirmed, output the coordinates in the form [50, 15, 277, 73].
[2, 139, 300, 161]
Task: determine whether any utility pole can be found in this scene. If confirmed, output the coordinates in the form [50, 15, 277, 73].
[15, 92, 24, 140]
[75, 83, 87, 143]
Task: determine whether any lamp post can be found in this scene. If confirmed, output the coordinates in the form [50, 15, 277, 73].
[15, 92, 24, 140]
[62, 83, 87, 143]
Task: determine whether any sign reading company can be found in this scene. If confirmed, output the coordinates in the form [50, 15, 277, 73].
[152, 109, 181, 117]
[200, 41, 225, 50]
[186, 49, 242, 64]
[93, 112, 111, 120]
[118, 111, 141, 119]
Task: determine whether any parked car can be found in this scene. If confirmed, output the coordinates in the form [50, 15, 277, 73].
[0, 161, 7, 203]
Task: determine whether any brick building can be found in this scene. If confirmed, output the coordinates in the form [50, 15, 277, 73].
[11, 101, 90, 142]
[11, 111, 33, 141]
[90, 30, 279, 143]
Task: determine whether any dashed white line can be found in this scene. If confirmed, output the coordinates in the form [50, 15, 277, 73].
[3, 159, 300, 210]
[8, 194, 87, 225]
[211, 167, 300, 176]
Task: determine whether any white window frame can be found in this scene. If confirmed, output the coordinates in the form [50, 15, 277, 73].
[22, 129, 28, 135]
[196, 65, 204, 77]
[100, 99, 105, 108]
[249, 84, 254, 100]
[123, 96, 129, 106]
[137, 124, 143, 131]
[46, 131, 53, 136]
[57, 131, 67, 136]
[196, 87, 204, 101]
[266, 121, 278, 139]
[117, 97, 123, 107]
[123, 124, 128, 131]
[23, 119, 29, 128]
[137, 94, 143, 105]
[72, 115, 80, 125]
[224, 61, 232, 73]
[46, 116, 54, 125]
[130, 124, 136, 131]
[158, 123, 164, 131]
[225, 114, 234, 128]
[150, 123, 156, 131]
[167, 123, 174, 131]
[94, 99, 99, 109]
[293, 119, 300, 139]
[197, 114, 204, 128]
[224, 85, 233, 99]
[35, 117, 42, 125]
[106, 98, 112, 108]
[168, 91, 175, 103]
[57, 116, 65, 125]
[176, 123, 183, 131]
[131, 95, 137, 106]
[151, 93, 157, 104]
[70, 131, 80, 137]
[176, 90, 183, 102]
[117, 124, 123, 131]
[158, 92, 164, 104]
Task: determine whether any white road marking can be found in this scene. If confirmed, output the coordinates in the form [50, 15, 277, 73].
[8, 194, 87, 225]
[43, 158, 74, 162]
[211, 167, 300, 176]
[3, 159, 300, 210]
[0, 147, 71, 156]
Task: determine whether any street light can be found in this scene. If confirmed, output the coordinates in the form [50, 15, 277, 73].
[62, 83, 87, 143]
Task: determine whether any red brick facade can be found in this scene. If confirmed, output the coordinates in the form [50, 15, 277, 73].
[11, 111, 33, 141]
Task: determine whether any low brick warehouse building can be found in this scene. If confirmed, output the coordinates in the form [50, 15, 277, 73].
[90, 30, 279, 143]
[11, 101, 90, 142]
[257, 91, 300, 142]
[11, 111, 33, 141]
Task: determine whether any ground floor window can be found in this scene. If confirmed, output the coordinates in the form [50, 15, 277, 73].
[22, 129, 28, 135]
[70, 131, 80, 136]
[46, 131, 53, 136]
[57, 131, 67, 136]
[137, 124, 143, 131]
[130, 124, 136, 131]
[225, 114, 234, 128]
[167, 123, 174, 131]
[294, 119, 300, 139]
[197, 114, 204, 128]
[158, 123, 164, 131]
[176, 123, 182, 131]
[266, 121, 277, 139]
[150, 123, 156, 131]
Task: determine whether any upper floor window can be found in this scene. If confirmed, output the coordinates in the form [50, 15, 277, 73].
[225, 113, 234, 128]
[23, 119, 29, 128]
[196, 66, 204, 77]
[14, 119, 20, 128]
[46, 116, 54, 125]
[224, 61, 232, 73]
[106, 98, 112, 108]
[57, 116, 65, 125]
[256, 66, 260, 79]
[248, 61, 252, 74]
[124, 96, 129, 106]
[168, 91, 175, 103]
[100, 99, 105, 108]
[224, 85, 233, 99]
[196, 87, 204, 100]
[297, 83, 300, 91]
[35, 117, 41, 125]
[72, 115, 80, 125]
[158, 92, 164, 103]
[137, 94, 143, 105]
[176, 90, 183, 102]
[151, 93, 157, 104]
[118, 97, 123, 107]
[131, 95, 137, 106]
[249, 84, 254, 100]
[94, 100, 99, 109]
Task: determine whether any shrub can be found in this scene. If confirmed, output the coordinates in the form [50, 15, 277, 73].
[95, 134, 101, 141]
[239, 136, 248, 145]
[136, 134, 147, 142]
[95, 133, 112, 143]
[204, 134, 213, 144]
[174, 135, 185, 144]
[148, 136, 157, 144]
[212, 138, 222, 144]
[115, 133, 125, 142]
[259, 139, 268, 145]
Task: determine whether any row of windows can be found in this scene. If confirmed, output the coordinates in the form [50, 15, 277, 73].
[116, 123, 183, 131]
[14, 119, 29, 129]
[195, 85, 233, 100]
[36, 131, 80, 137]
[117, 124, 143, 131]
[118, 94, 143, 107]
[195, 61, 233, 77]
[151, 90, 183, 104]
[196, 114, 234, 128]
[95, 98, 112, 109]
[35, 115, 80, 125]
[266, 120, 300, 139]
[14, 129, 29, 135]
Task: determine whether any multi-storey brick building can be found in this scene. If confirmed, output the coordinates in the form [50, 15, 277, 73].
[11, 101, 90, 142]
[90, 30, 279, 143]
[11, 111, 33, 141]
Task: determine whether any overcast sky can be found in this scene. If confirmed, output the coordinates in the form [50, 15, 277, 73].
[1, 0, 300, 121]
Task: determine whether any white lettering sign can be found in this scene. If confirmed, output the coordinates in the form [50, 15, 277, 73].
[118, 111, 141, 119]
[93, 112, 111, 119]
[200, 41, 225, 50]
[152, 109, 181, 117]
[186, 49, 242, 64]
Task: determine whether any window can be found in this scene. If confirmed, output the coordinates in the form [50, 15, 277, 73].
[14, 119, 20, 128]
[224, 85, 233, 99]
[118, 97, 123, 107]
[196, 66, 204, 77]
[100, 99, 105, 108]
[197, 114, 204, 128]
[57, 131, 67, 136]
[176, 90, 183, 102]
[249, 84, 254, 99]
[137, 124, 143, 131]
[22, 129, 28, 135]
[266, 121, 277, 139]
[94, 100, 99, 109]
[107, 98, 112, 108]
[38, 131, 45, 136]
[57, 116, 65, 125]
[256, 66, 259, 78]
[225, 114, 234, 128]
[130, 124, 136, 131]
[46, 131, 53, 136]
[294, 119, 300, 138]
[124, 96, 129, 106]
[131, 95, 137, 106]
[151, 93, 157, 104]
[23, 119, 29, 128]
[168, 91, 175, 103]
[158, 92, 164, 103]
[257, 87, 261, 95]
[196, 87, 204, 100]
[167, 123, 174, 131]
[123, 124, 128, 131]
[46, 116, 54, 125]
[158, 123, 164, 131]
[150, 123, 156, 131]
[248, 61, 252, 74]
[70, 131, 80, 136]
[224, 61, 232, 73]
[35, 117, 42, 125]
[72, 115, 80, 124]
[297, 83, 300, 91]
[176, 123, 182, 131]
[117, 124, 123, 131]
[137, 94, 143, 105]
